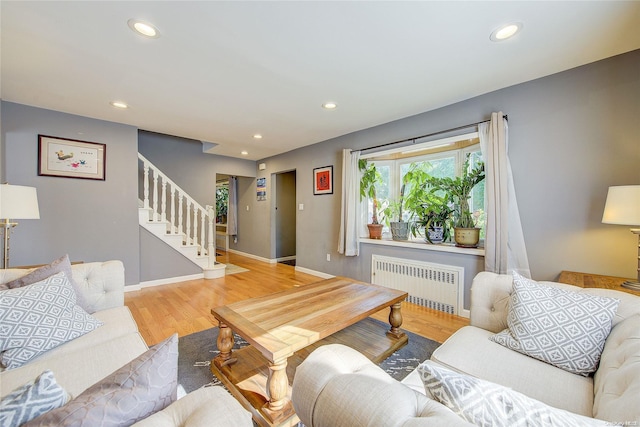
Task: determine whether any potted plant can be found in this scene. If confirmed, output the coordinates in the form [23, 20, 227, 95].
[413, 193, 454, 244]
[382, 187, 410, 241]
[359, 159, 383, 239]
[425, 155, 485, 247]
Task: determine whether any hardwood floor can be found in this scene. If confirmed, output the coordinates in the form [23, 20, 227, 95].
[125, 251, 469, 346]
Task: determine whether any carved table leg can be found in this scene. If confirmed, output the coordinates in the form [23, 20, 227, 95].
[266, 359, 288, 411]
[387, 302, 405, 338]
[214, 320, 237, 368]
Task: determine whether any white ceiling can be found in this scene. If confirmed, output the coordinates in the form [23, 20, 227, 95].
[2, 1, 639, 161]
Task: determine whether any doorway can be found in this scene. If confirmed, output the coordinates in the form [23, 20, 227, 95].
[274, 170, 296, 264]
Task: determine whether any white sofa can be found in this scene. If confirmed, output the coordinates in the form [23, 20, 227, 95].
[1, 260, 251, 427]
[291, 272, 640, 426]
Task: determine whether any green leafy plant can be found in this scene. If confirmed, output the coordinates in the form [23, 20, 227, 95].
[425, 154, 485, 229]
[359, 159, 382, 224]
[413, 193, 455, 243]
[215, 186, 229, 222]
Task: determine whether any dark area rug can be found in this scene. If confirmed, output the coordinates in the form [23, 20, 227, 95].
[178, 318, 440, 393]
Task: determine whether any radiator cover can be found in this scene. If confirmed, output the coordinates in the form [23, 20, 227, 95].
[371, 255, 464, 315]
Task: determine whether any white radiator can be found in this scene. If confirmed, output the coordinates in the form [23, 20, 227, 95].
[371, 255, 464, 315]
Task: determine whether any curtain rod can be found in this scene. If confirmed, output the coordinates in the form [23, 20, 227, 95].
[352, 114, 508, 154]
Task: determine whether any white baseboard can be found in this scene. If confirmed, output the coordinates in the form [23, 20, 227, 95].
[226, 249, 276, 264]
[128, 273, 205, 291]
[294, 266, 335, 279]
[276, 255, 296, 262]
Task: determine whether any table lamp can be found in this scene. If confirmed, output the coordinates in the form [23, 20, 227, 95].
[602, 185, 640, 290]
[0, 183, 40, 268]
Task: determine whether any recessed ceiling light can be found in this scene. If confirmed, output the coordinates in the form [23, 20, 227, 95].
[490, 22, 523, 42]
[322, 102, 337, 110]
[253, 134, 263, 139]
[127, 19, 160, 38]
[110, 101, 129, 109]
[241, 150, 248, 156]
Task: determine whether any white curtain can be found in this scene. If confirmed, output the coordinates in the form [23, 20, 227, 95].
[338, 148, 360, 256]
[479, 112, 531, 277]
[227, 176, 238, 237]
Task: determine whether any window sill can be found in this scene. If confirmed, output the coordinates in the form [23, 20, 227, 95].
[360, 237, 485, 256]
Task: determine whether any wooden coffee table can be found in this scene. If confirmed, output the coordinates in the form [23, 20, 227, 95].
[210, 276, 408, 427]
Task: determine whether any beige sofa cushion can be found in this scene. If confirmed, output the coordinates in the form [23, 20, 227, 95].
[593, 314, 640, 423]
[1, 306, 147, 399]
[132, 386, 253, 427]
[291, 343, 474, 427]
[417, 361, 606, 426]
[469, 272, 640, 333]
[24, 334, 177, 427]
[430, 326, 594, 417]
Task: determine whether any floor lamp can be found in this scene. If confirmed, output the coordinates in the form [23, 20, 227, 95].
[602, 185, 640, 290]
[0, 184, 40, 269]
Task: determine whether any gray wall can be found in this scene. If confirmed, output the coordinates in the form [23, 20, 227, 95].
[137, 131, 256, 280]
[1, 102, 141, 284]
[253, 50, 640, 305]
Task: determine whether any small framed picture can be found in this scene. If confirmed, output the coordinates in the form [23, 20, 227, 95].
[257, 177, 267, 201]
[313, 165, 333, 195]
[38, 135, 106, 180]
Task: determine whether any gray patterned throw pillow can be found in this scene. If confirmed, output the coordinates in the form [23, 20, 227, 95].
[490, 272, 619, 376]
[417, 361, 607, 427]
[0, 272, 103, 369]
[0, 370, 70, 426]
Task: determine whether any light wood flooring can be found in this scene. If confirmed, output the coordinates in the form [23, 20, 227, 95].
[125, 251, 469, 346]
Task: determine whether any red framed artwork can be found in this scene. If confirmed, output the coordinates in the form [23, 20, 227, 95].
[313, 165, 333, 195]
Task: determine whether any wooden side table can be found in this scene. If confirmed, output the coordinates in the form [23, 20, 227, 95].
[558, 271, 640, 297]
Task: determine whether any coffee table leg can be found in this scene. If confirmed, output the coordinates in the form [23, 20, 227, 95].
[388, 302, 405, 338]
[214, 320, 237, 367]
[266, 359, 288, 411]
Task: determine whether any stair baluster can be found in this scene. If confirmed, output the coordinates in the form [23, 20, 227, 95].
[137, 153, 221, 274]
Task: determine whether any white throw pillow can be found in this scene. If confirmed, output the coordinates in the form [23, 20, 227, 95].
[0, 272, 103, 369]
[417, 361, 606, 427]
[490, 272, 619, 376]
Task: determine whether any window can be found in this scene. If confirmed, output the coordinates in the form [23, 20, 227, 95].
[361, 132, 485, 242]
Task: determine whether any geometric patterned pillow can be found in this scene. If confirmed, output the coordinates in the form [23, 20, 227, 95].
[0, 370, 70, 426]
[0, 272, 103, 370]
[23, 334, 178, 427]
[490, 272, 619, 376]
[417, 361, 607, 427]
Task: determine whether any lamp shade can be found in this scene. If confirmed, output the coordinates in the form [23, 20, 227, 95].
[0, 184, 40, 220]
[602, 185, 640, 226]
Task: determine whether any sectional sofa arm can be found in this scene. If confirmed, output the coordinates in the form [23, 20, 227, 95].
[291, 344, 472, 427]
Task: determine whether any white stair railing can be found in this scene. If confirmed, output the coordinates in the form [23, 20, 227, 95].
[138, 153, 216, 268]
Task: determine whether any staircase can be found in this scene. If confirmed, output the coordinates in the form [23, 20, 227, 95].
[138, 153, 225, 278]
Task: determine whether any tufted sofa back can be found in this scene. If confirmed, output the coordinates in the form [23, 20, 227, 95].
[469, 272, 640, 423]
[0, 260, 125, 314]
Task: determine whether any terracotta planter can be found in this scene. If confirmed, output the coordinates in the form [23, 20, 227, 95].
[454, 227, 480, 248]
[367, 223, 384, 239]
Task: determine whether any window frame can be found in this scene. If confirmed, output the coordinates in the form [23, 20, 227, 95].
[359, 131, 482, 242]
